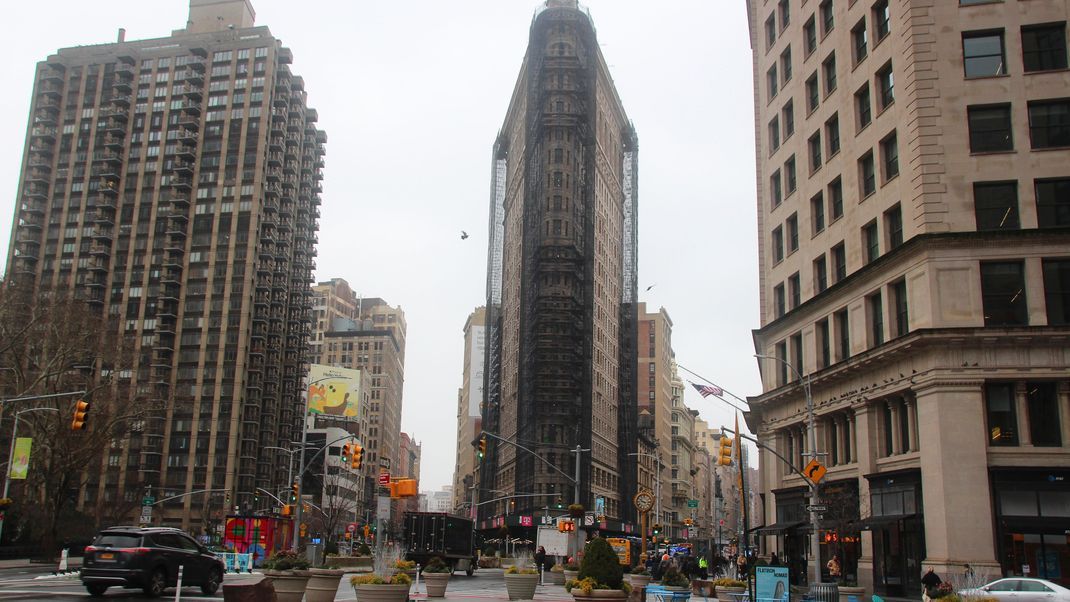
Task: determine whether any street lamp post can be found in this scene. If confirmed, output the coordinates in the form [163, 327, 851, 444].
[755, 354, 821, 586]
[264, 445, 315, 500]
[2, 407, 61, 541]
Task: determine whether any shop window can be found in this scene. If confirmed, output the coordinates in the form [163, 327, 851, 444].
[985, 383, 1019, 446]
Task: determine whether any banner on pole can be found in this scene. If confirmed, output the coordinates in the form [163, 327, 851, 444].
[9, 438, 31, 480]
[307, 364, 361, 418]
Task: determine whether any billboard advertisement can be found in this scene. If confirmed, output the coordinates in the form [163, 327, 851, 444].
[8, 438, 31, 480]
[307, 364, 361, 418]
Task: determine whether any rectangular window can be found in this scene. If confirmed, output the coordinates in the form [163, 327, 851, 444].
[1028, 99, 1070, 149]
[783, 100, 795, 137]
[981, 261, 1028, 326]
[1021, 23, 1068, 72]
[985, 383, 1018, 446]
[779, 0, 790, 29]
[771, 169, 783, 208]
[772, 225, 785, 263]
[776, 340, 789, 385]
[781, 47, 793, 83]
[804, 16, 818, 55]
[835, 308, 850, 360]
[823, 52, 837, 93]
[820, 0, 834, 35]
[859, 151, 876, 198]
[892, 279, 908, 337]
[852, 19, 868, 63]
[787, 213, 799, 252]
[769, 116, 781, 151]
[1035, 178, 1070, 228]
[870, 204, 893, 253]
[817, 318, 831, 368]
[832, 241, 847, 282]
[774, 283, 786, 318]
[856, 84, 872, 129]
[1042, 258, 1070, 325]
[812, 192, 826, 233]
[881, 131, 899, 182]
[791, 333, 804, 378]
[806, 73, 820, 112]
[826, 113, 841, 156]
[785, 155, 797, 193]
[766, 14, 777, 49]
[767, 65, 779, 100]
[814, 254, 828, 293]
[968, 104, 1013, 152]
[877, 62, 894, 108]
[873, 0, 890, 41]
[789, 272, 801, 308]
[830, 177, 844, 219]
[973, 181, 1021, 231]
[963, 31, 1007, 78]
[868, 291, 884, 347]
[1027, 383, 1062, 447]
[863, 220, 880, 264]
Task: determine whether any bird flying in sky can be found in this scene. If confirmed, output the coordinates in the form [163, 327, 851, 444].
[461, 231, 469, 240]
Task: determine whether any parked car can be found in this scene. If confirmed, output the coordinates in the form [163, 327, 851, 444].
[959, 577, 1070, 602]
[81, 526, 224, 598]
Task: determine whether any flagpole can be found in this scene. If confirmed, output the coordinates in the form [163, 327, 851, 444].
[678, 364, 751, 409]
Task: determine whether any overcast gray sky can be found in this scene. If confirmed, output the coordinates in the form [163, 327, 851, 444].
[0, 1, 759, 493]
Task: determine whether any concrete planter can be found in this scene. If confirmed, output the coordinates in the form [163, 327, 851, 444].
[628, 574, 652, 589]
[354, 583, 412, 602]
[548, 570, 566, 585]
[306, 568, 346, 602]
[263, 569, 311, 602]
[839, 585, 866, 602]
[572, 589, 630, 602]
[564, 570, 580, 582]
[423, 572, 450, 597]
[717, 585, 747, 602]
[505, 573, 540, 600]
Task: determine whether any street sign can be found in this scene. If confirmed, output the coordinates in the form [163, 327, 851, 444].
[806, 505, 828, 512]
[378, 472, 391, 486]
[347, 523, 357, 533]
[583, 513, 595, 526]
[687, 499, 699, 508]
[803, 459, 827, 484]
[142, 496, 155, 506]
[139, 505, 152, 524]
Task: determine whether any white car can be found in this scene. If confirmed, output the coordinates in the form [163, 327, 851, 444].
[959, 578, 1070, 602]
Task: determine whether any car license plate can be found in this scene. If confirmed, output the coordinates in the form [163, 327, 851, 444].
[99, 553, 115, 560]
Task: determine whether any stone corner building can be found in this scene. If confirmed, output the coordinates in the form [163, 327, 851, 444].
[6, 0, 324, 529]
[479, 0, 640, 532]
[745, 0, 1070, 592]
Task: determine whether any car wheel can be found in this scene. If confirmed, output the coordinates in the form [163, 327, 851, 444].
[201, 568, 223, 595]
[466, 565, 475, 577]
[144, 567, 167, 598]
[86, 583, 108, 597]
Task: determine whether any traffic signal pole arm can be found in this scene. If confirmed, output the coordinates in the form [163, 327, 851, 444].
[722, 426, 816, 490]
[479, 431, 575, 484]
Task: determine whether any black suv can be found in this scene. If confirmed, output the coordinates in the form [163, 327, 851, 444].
[81, 527, 224, 597]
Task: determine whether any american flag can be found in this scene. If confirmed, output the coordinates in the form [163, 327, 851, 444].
[691, 382, 723, 398]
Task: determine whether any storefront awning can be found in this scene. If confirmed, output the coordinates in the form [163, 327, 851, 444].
[754, 520, 807, 534]
[860, 514, 916, 529]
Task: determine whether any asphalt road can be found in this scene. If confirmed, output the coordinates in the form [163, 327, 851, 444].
[0, 566, 588, 601]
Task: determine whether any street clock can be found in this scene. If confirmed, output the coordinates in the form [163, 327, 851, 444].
[633, 490, 655, 513]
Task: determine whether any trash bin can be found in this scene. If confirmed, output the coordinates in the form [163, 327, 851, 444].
[305, 543, 323, 568]
[810, 582, 839, 602]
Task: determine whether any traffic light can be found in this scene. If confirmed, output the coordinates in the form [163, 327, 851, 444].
[652, 523, 662, 535]
[555, 498, 564, 509]
[352, 444, 364, 469]
[70, 399, 90, 431]
[478, 436, 487, 460]
[290, 480, 299, 502]
[717, 436, 734, 466]
[341, 443, 352, 464]
[363, 524, 371, 539]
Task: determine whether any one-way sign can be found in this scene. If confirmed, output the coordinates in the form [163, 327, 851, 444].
[806, 505, 827, 512]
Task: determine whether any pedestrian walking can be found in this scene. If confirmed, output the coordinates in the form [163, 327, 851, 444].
[922, 568, 943, 602]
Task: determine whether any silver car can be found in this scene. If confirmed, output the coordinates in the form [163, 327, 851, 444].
[960, 578, 1070, 602]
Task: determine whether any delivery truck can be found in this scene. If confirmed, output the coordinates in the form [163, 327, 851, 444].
[402, 512, 477, 576]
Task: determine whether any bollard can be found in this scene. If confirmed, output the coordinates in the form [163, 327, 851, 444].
[174, 564, 184, 602]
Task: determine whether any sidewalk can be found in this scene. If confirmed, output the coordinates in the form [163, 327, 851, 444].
[0, 557, 82, 570]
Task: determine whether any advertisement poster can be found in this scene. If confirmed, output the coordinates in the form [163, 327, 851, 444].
[755, 566, 789, 602]
[307, 364, 360, 417]
[8, 438, 31, 480]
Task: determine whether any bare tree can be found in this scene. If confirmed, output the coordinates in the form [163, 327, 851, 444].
[820, 481, 865, 583]
[308, 469, 361, 549]
[0, 283, 158, 555]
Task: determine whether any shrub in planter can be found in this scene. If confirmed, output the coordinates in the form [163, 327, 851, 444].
[660, 567, 691, 589]
[422, 557, 451, 598]
[504, 553, 540, 601]
[713, 578, 746, 588]
[358, 543, 372, 556]
[578, 538, 624, 590]
[263, 550, 311, 571]
[263, 551, 312, 602]
[630, 566, 650, 576]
